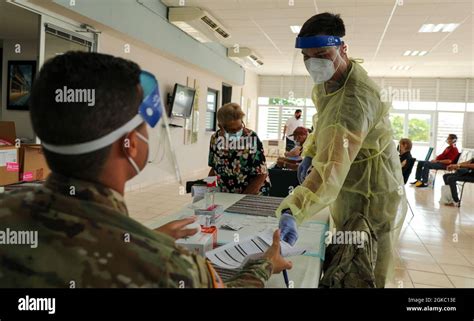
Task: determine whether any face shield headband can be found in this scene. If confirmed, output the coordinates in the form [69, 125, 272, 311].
[295, 35, 342, 49]
[41, 71, 162, 155]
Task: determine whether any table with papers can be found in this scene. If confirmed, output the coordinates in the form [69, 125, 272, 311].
[145, 193, 329, 288]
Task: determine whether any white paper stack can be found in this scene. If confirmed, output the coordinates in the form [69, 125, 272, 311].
[205, 228, 306, 269]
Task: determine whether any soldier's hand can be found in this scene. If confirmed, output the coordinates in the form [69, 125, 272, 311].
[263, 229, 293, 274]
[155, 217, 199, 239]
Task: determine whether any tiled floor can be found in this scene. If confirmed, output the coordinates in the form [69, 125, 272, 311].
[125, 170, 474, 288]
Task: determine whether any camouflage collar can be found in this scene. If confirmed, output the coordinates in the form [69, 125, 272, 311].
[44, 173, 129, 216]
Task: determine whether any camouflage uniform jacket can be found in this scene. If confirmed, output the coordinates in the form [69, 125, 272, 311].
[0, 173, 272, 288]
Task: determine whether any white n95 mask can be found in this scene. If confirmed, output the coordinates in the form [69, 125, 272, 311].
[126, 131, 150, 175]
[304, 57, 337, 84]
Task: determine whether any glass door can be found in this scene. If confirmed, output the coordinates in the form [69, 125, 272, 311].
[39, 15, 97, 68]
[43, 24, 93, 62]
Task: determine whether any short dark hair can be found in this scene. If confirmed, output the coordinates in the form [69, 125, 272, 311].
[298, 12, 346, 38]
[29, 51, 141, 181]
[448, 134, 458, 141]
[295, 109, 302, 114]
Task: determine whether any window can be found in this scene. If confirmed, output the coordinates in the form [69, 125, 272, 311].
[408, 114, 431, 143]
[391, 100, 408, 110]
[305, 107, 317, 129]
[258, 106, 280, 140]
[409, 101, 436, 111]
[389, 113, 405, 141]
[206, 89, 218, 131]
[437, 102, 466, 112]
[436, 112, 464, 154]
[390, 112, 434, 160]
[257, 97, 317, 139]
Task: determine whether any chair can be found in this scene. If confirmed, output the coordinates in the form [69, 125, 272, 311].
[264, 140, 284, 159]
[403, 157, 416, 185]
[431, 151, 463, 188]
[403, 157, 417, 220]
[454, 152, 473, 206]
[268, 168, 300, 197]
[424, 147, 434, 161]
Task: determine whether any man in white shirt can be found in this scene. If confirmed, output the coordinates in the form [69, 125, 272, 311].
[282, 109, 303, 151]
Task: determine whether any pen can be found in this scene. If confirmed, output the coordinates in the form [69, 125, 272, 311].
[283, 269, 289, 288]
[280, 245, 290, 288]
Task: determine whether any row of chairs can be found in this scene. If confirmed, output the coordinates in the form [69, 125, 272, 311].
[404, 147, 473, 220]
[430, 149, 473, 207]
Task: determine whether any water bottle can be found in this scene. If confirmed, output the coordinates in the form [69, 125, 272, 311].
[204, 176, 217, 209]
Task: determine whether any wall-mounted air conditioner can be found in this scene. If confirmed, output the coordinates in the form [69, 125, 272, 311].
[227, 47, 264, 68]
[169, 7, 231, 43]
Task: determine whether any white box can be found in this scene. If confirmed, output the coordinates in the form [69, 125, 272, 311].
[176, 232, 213, 256]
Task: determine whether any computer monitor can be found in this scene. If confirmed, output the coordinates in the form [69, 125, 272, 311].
[170, 83, 195, 118]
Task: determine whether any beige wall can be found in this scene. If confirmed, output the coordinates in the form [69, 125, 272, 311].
[1, 40, 38, 141]
[98, 32, 259, 189]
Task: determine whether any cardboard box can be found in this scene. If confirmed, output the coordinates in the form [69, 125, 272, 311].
[0, 121, 16, 145]
[0, 121, 50, 184]
[0, 122, 19, 186]
[0, 146, 19, 186]
[19, 144, 50, 182]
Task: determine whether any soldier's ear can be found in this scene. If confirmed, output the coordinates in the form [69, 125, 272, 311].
[122, 131, 139, 158]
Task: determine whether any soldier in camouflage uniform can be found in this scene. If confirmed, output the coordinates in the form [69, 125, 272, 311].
[0, 51, 292, 288]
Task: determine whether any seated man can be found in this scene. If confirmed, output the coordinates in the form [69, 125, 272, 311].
[0, 51, 291, 288]
[276, 127, 309, 170]
[411, 134, 460, 187]
[442, 158, 474, 207]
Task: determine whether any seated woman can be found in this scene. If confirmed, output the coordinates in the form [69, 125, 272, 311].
[442, 157, 474, 207]
[276, 127, 309, 170]
[399, 138, 414, 183]
[208, 103, 271, 195]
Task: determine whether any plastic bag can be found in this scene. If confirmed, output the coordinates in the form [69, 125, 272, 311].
[440, 185, 454, 204]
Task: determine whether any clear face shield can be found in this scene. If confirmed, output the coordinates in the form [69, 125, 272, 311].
[41, 70, 182, 185]
[286, 36, 343, 133]
[138, 71, 182, 184]
[293, 35, 344, 85]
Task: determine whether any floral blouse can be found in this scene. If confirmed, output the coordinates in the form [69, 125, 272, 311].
[208, 129, 271, 195]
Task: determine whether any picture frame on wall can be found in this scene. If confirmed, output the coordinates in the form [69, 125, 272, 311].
[6, 60, 36, 111]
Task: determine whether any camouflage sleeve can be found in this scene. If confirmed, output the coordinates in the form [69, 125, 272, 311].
[169, 243, 272, 288]
[223, 259, 273, 288]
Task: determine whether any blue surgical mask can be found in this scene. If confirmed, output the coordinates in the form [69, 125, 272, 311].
[225, 128, 243, 140]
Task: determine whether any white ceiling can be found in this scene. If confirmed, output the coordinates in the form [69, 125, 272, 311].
[0, 0, 39, 40]
[162, 0, 474, 78]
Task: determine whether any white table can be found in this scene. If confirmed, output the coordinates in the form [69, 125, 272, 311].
[146, 193, 329, 288]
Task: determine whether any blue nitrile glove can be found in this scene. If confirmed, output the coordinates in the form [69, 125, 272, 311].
[279, 210, 298, 246]
[297, 156, 312, 184]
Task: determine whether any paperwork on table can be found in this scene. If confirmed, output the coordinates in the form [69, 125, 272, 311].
[206, 228, 306, 269]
